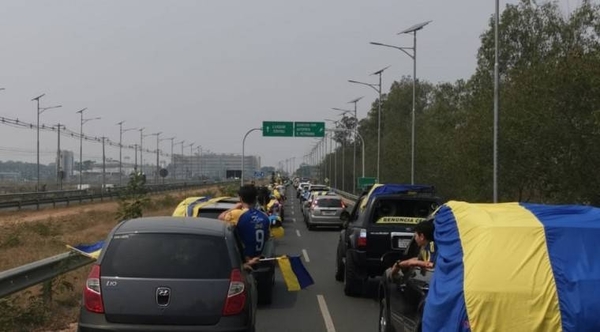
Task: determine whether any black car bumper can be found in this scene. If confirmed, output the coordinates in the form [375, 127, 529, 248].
[349, 250, 387, 278]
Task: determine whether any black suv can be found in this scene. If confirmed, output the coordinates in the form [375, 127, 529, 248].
[335, 184, 441, 296]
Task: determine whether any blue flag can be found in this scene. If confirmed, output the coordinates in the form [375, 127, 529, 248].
[277, 255, 314, 291]
[67, 240, 104, 259]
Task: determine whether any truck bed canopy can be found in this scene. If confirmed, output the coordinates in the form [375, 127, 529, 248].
[424, 201, 600, 332]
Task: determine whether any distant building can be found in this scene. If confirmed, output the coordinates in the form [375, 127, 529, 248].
[0, 172, 20, 181]
[56, 150, 74, 177]
[170, 153, 260, 180]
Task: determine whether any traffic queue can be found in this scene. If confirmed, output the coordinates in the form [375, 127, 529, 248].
[292, 179, 600, 332]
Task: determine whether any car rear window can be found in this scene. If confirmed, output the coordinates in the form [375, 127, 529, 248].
[370, 199, 438, 225]
[102, 233, 231, 279]
[317, 198, 343, 207]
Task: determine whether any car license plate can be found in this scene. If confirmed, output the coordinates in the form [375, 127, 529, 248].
[322, 211, 336, 216]
[397, 238, 411, 249]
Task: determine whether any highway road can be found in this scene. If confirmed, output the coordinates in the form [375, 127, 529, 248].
[256, 187, 380, 332]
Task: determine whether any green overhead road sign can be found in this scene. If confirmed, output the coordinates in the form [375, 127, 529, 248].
[294, 121, 325, 137]
[358, 177, 377, 189]
[263, 121, 294, 137]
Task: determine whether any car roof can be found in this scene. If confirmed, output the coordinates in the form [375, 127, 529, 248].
[197, 202, 238, 210]
[116, 216, 229, 236]
[315, 194, 341, 199]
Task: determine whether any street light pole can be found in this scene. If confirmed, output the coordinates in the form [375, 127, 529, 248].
[189, 142, 195, 179]
[347, 97, 363, 192]
[160, 136, 175, 182]
[151, 132, 162, 183]
[348, 65, 390, 182]
[32, 94, 62, 191]
[328, 128, 365, 179]
[178, 140, 185, 180]
[101, 137, 106, 191]
[76, 108, 87, 188]
[493, 0, 500, 202]
[371, 20, 431, 184]
[55, 123, 65, 189]
[117, 121, 124, 185]
[242, 128, 262, 186]
[119, 125, 137, 185]
[139, 128, 145, 174]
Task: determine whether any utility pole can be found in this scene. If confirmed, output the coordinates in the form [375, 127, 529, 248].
[32, 94, 62, 191]
[55, 123, 65, 190]
[101, 137, 106, 191]
[139, 128, 145, 174]
[134, 144, 138, 171]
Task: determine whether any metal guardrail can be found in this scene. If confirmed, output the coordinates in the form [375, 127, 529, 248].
[332, 188, 359, 201]
[0, 181, 234, 210]
[0, 252, 95, 299]
[0, 186, 356, 299]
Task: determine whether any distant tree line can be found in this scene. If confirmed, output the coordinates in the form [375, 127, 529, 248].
[324, 0, 600, 204]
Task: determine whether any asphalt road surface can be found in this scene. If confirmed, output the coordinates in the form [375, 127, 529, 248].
[256, 187, 380, 332]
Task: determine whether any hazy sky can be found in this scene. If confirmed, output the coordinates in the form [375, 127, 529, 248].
[0, 0, 577, 168]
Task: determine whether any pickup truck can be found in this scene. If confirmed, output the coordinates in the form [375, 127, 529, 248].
[335, 184, 442, 297]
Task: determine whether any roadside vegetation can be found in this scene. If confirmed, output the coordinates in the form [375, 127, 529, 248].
[323, 0, 600, 204]
[0, 178, 224, 332]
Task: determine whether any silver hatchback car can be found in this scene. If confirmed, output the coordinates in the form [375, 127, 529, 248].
[305, 195, 347, 230]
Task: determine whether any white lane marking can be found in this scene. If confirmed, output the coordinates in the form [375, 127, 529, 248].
[291, 218, 296, 223]
[302, 249, 310, 263]
[317, 295, 337, 332]
[296, 230, 301, 237]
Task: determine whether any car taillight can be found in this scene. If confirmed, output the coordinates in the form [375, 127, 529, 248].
[311, 200, 317, 210]
[357, 229, 367, 248]
[83, 264, 104, 313]
[223, 268, 246, 316]
[341, 201, 346, 209]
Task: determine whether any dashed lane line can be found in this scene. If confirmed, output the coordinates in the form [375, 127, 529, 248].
[317, 295, 337, 332]
[302, 249, 310, 263]
[296, 230, 301, 237]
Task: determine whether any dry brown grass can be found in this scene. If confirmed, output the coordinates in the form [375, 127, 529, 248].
[0, 185, 229, 332]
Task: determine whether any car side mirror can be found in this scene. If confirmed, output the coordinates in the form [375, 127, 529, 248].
[340, 211, 350, 222]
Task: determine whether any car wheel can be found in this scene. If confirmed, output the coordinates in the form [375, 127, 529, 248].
[343, 251, 363, 297]
[307, 220, 315, 231]
[257, 269, 274, 305]
[335, 243, 344, 282]
[379, 297, 394, 332]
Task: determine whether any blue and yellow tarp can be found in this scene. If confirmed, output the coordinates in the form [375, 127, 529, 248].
[424, 201, 600, 332]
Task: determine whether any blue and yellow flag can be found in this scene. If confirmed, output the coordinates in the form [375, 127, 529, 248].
[277, 255, 314, 291]
[66, 240, 104, 259]
[424, 201, 600, 332]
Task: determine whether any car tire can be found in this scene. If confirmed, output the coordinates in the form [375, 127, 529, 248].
[307, 220, 315, 231]
[257, 268, 274, 305]
[379, 297, 394, 332]
[257, 282, 273, 305]
[344, 251, 363, 297]
[335, 243, 344, 282]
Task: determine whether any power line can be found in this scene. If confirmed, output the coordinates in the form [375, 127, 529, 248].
[0, 115, 173, 158]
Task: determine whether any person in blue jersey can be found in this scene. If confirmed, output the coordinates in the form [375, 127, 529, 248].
[389, 219, 436, 281]
[219, 185, 271, 269]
